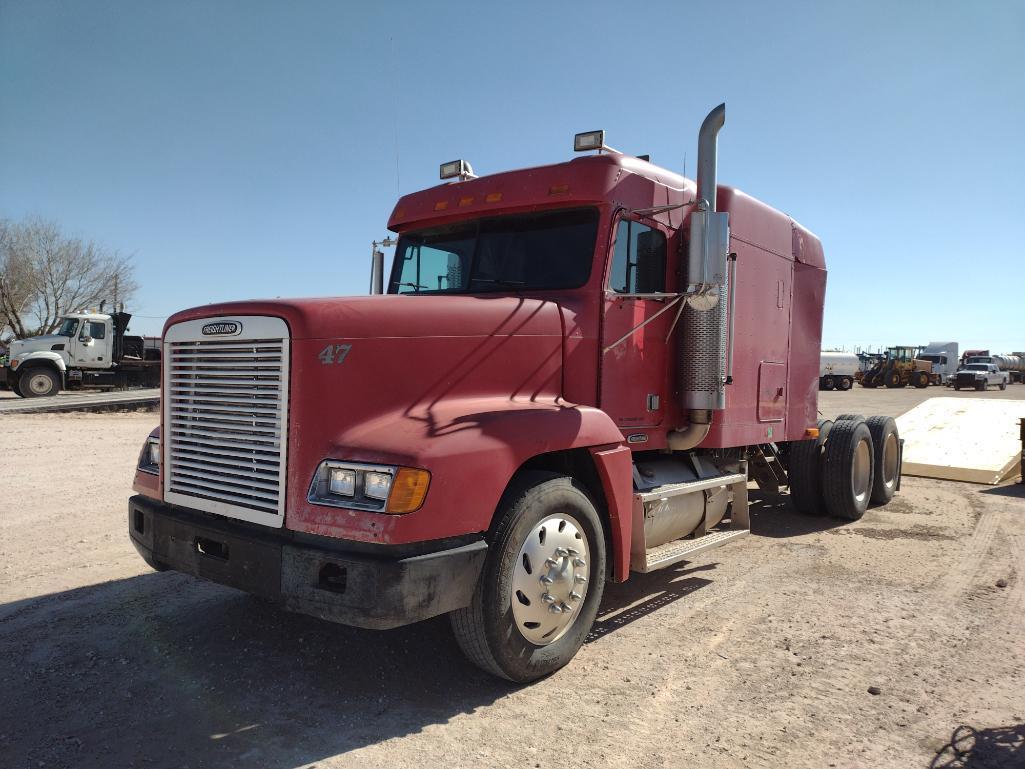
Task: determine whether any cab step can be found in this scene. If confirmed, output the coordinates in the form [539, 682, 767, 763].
[634, 529, 750, 573]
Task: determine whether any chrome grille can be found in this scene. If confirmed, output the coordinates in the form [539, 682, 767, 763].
[163, 317, 289, 527]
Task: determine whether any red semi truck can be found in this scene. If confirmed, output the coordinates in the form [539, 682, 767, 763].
[129, 105, 901, 682]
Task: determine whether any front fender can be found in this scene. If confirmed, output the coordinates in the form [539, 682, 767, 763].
[286, 397, 626, 545]
[16, 351, 67, 372]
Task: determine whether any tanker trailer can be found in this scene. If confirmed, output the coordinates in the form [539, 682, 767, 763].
[819, 351, 860, 391]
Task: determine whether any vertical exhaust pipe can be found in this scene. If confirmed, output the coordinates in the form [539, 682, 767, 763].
[696, 103, 726, 212]
[369, 247, 384, 295]
[670, 103, 729, 451]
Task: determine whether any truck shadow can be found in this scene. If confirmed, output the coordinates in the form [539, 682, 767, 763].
[1, 560, 717, 768]
[747, 490, 851, 537]
[0, 572, 509, 769]
[587, 563, 717, 644]
[929, 723, 1025, 768]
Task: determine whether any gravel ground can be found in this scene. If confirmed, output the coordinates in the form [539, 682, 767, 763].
[1, 391, 1023, 769]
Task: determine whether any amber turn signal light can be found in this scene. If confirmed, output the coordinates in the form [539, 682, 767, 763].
[386, 468, 431, 514]
[804, 427, 820, 439]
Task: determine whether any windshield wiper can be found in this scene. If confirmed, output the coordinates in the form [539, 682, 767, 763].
[471, 278, 526, 290]
[395, 281, 428, 293]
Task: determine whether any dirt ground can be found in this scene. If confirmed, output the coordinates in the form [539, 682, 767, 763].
[1, 387, 1024, 769]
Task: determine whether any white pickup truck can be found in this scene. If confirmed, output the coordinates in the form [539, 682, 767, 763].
[952, 363, 1009, 391]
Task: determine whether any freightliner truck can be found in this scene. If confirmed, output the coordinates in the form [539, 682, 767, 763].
[128, 105, 902, 682]
[2, 310, 160, 397]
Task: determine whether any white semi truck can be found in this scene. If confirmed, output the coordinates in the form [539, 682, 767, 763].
[1, 311, 160, 398]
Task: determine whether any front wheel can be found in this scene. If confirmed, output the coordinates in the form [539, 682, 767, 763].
[20, 368, 60, 398]
[822, 375, 835, 390]
[1000, 381, 1007, 391]
[837, 376, 853, 391]
[450, 472, 607, 683]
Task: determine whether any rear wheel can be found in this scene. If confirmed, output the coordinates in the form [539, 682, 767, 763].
[865, 416, 899, 505]
[21, 367, 60, 398]
[837, 376, 853, 391]
[787, 419, 833, 515]
[822, 375, 835, 390]
[450, 472, 606, 682]
[822, 418, 875, 521]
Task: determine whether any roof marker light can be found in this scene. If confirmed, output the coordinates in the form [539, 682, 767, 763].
[440, 159, 477, 181]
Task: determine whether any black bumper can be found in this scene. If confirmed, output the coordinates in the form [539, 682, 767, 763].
[128, 495, 487, 630]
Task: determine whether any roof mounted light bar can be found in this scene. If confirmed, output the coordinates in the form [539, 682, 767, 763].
[440, 159, 477, 181]
[573, 130, 619, 154]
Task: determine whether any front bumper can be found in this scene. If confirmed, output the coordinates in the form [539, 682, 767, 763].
[128, 495, 487, 630]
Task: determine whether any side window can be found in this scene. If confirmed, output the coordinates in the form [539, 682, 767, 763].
[89, 321, 106, 340]
[609, 219, 666, 294]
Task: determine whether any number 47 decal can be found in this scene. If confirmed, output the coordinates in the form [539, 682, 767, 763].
[318, 343, 352, 365]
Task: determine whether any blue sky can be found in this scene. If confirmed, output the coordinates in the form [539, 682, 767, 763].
[2, 0, 1023, 351]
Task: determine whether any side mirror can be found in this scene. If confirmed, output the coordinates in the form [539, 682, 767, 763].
[370, 249, 384, 295]
[80, 336, 93, 345]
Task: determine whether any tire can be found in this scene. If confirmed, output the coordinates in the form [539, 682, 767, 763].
[20, 367, 60, 398]
[865, 416, 899, 505]
[912, 371, 929, 389]
[1000, 381, 1007, 391]
[450, 472, 607, 683]
[836, 413, 866, 423]
[884, 369, 903, 389]
[787, 419, 833, 515]
[837, 376, 853, 391]
[975, 380, 985, 391]
[822, 375, 835, 390]
[861, 372, 878, 389]
[954, 384, 960, 391]
[822, 418, 875, 521]
[11, 377, 24, 397]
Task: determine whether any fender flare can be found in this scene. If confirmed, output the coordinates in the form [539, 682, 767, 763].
[16, 351, 67, 373]
[291, 398, 630, 546]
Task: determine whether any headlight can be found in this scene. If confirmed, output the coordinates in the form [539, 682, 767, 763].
[138, 436, 160, 475]
[10, 358, 19, 369]
[309, 461, 430, 514]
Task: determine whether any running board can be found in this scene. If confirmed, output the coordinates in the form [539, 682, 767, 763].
[630, 467, 751, 573]
[634, 529, 750, 573]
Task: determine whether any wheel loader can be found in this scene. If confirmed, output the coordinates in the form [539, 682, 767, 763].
[861, 345, 937, 389]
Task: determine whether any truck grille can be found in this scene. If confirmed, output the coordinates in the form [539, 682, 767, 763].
[163, 316, 290, 527]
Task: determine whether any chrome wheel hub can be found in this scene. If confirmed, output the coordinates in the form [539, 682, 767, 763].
[511, 513, 590, 646]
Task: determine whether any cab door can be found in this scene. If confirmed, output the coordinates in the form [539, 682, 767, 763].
[599, 215, 672, 434]
[77, 319, 110, 368]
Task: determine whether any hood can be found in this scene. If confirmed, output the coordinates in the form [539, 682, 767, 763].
[10, 334, 68, 356]
[165, 294, 565, 342]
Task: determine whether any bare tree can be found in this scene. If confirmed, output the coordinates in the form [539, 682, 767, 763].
[0, 217, 137, 339]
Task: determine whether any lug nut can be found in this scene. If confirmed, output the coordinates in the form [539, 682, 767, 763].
[575, 575, 587, 584]
[545, 558, 559, 568]
[560, 602, 573, 614]
[541, 593, 555, 604]
[573, 558, 586, 567]
[569, 591, 582, 600]
[567, 547, 579, 556]
[540, 575, 553, 585]
[549, 604, 564, 614]
[554, 547, 569, 557]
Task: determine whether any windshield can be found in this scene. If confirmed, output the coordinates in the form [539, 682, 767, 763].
[389, 208, 599, 294]
[56, 318, 80, 337]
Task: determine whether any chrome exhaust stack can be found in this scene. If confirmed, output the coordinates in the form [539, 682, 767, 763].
[670, 103, 731, 449]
